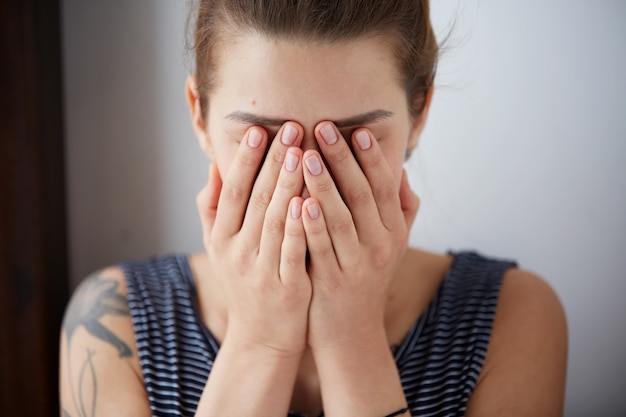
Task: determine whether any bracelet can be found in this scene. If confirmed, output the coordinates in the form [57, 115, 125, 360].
[317, 406, 409, 417]
[385, 407, 410, 417]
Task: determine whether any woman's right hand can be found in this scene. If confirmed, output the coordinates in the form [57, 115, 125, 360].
[196, 122, 311, 357]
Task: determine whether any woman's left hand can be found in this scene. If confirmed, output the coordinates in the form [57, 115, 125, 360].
[300, 122, 420, 351]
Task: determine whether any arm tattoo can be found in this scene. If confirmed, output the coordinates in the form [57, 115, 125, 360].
[63, 349, 97, 417]
[63, 271, 133, 416]
[63, 271, 132, 357]
[78, 349, 97, 417]
[61, 349, 98, 417]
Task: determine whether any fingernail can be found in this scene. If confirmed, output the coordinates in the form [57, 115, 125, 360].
[285, 151, 299, 172]
[306, 202, 319, 219]
[320, 123, 338, 145]
[281, 124, 297, 146]
[355, 130, 371, 150]
[248, 129, 262, 148]
[305, 155, 323, 176]
[291, 199, 301, 219]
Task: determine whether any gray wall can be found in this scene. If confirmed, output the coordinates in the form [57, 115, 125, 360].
[62, 1, 626, 415]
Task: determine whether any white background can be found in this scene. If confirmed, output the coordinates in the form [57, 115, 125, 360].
[62, 1, 626, 415]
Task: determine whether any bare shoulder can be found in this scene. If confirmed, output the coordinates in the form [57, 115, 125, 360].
[62, 267, 134, 358]
[60, 266, 150, 417]
[466, 268, 568, 416]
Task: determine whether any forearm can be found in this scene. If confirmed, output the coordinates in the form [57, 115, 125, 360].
[195, 338, 302, 417]
[313, 331, 409, 417]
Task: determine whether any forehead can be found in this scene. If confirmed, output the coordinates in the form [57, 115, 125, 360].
[208, 33, 408, 124]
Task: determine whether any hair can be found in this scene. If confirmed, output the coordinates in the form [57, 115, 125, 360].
[188, 0, 439, 120]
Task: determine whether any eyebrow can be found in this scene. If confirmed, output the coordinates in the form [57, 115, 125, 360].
[225, 109, 394, 128]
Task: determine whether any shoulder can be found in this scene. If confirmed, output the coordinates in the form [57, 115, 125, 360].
[60, 266, 151, 416]
[62, 266, 134, 358]
[466, 268, 568, 416]
[493, 268, 567, 359]
[498, 268, 567, 326]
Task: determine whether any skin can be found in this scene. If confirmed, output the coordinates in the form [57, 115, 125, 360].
[59, 32, 568, 417]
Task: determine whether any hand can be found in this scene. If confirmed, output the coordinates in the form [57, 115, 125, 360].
[196, 123, 312, 357]
[300, 123, 420, 350]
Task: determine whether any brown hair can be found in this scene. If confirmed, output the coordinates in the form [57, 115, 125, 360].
[188, 0, 439, 119]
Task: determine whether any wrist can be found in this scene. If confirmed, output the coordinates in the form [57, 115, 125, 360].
[198, 332, 303, 416]
[311, 330, 391, 364]
[310, 333, 407, 417]
[225, 320, 308, 359]
[222, 332, 306, 362]
[309, 319, 388, 354]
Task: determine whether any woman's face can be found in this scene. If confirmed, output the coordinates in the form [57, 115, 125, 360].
[190, 32, 429, 190]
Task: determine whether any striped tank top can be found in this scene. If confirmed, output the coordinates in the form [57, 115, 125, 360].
[121, 251, 515, 417]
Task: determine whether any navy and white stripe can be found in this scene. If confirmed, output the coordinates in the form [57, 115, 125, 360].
[121, 251, 515, 417]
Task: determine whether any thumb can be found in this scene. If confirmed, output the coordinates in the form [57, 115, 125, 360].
[196, 163, 222, 243]
[399, 169, 420, 230]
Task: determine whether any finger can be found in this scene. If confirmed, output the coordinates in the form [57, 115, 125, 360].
[301, 198, 342, 277]
[279, 197, 308, 287]
[313, 122, 383, 239]
[196, 163, 223, 238]
[351, 128, 405, 232]
[242, 122, 304, 243]
[259, 147, 305, 266]
[302, 154, 358, 266]
[399, 169, 420, 230]
[196, 185, 212, 251]
[213, 127, 268, 238]
[196, 164, 223, 252]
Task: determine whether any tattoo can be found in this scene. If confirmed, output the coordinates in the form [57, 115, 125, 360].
[78, 349, 97, 417]
[64, 272, 132, 357]
[63, 272, 132, 417]
[65, 348, 97, 417]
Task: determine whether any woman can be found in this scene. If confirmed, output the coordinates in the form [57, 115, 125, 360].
[59, 1, 567, 416]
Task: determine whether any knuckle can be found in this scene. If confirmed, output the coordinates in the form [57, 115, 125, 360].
[306, 218, 327, 236]
[277, 174, 299, 191]
[282, 252, 304, 268]
[233, 246, 253, 275]
[269, 149, 286, 168]
[250, 189, 272, 214]
[237, 149, 257, 168]
[315, 245, 334, 260]
[313, 177, 335, 194]
[264, 215, 285, 235]
[223, 181, 245, 202]
[370, 243, 393, 268]
[284, 222, 304, 238]
[330, 215, 354, 235]
[376, 184, 396, 202]
[332, 144, 352, 164]
[316, 271, 340, 291]
[361, 149, 384, 170]
[278, 286, 308, 308]
[349, 188, 373, 206]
